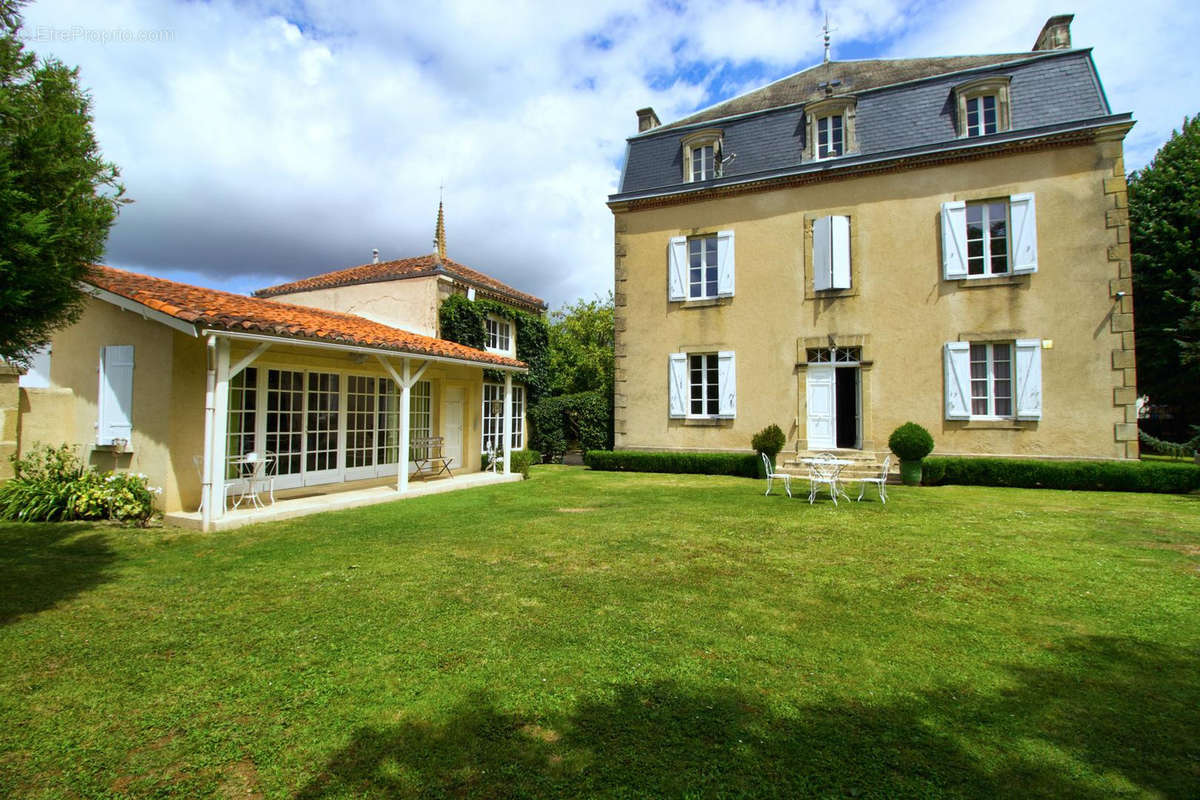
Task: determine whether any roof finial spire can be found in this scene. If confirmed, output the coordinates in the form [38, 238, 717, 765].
[433, 186, 446, 262]
[821, 11, 836, 64]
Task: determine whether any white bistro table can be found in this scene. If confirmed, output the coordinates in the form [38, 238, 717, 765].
[799, 457, 854, 505]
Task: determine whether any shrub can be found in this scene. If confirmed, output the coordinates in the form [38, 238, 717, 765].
[920, 456, 1200, 494]
[528, 391, 611, 462]
[751, 424, 786, 461]
[584, 450, 759, 478]
[888, 422, 935, 462]
[508, 449, 541, 478]
[0, 444, 160, 524]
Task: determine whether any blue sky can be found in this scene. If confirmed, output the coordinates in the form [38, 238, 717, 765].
[19, 0, 1200, 309]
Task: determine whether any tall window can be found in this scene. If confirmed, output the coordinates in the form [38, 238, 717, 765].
[970, 343, 1013, 417]
[346, 376, 376, 469]
[816, 115, 843, 158]
[482, 383, 525, 451]
[689, 353, 719, 416]
[485, 317, 512, 354]
[226, 367, 257, 478]
[691, 144, 714, 181]
[966, 200, 1009, 275]
[377, 378, 400, 466]
[688, 235, 718, 299]
[305, 372, 340, 473]
[266, 369, 304, 476]
[965, 95, 998, 136]
[409, 380, 431, 460]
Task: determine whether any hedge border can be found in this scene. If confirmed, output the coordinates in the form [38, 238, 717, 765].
[584, 450, 758, 478]
[921, 456, 1200, 494]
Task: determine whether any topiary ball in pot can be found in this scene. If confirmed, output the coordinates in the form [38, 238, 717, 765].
[752, 424, 787, 475]
[888, 422, 934, 486]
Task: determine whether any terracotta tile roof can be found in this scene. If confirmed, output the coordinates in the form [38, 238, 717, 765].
[254, 254, 547, 311]
[656, 53, 1036, 131]
[83, 265, 526, 370]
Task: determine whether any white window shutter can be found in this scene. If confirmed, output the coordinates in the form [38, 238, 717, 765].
[716, 230, 735, 297]
[667, 237, 687, 301]
[941, 201, 968, 279]
[831, 215, 851, 289]
[1014, 339, 1043, 419]
[98, 345, 134, 445]
[812, 216, 832, 291]
[668, 353, 687, 418]
[943, 342, 971, 419]
[717, 351, 736, 418]
[1009, 193, 1038, 274]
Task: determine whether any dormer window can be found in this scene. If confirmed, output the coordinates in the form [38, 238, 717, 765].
[681, 129, 724, 182]
[955, 77, 1011, 137]
[804, 97, 856, 161]
[816, 114, 844, 158]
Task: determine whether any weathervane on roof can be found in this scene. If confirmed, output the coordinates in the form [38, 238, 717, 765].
[821, 11, 836, 64]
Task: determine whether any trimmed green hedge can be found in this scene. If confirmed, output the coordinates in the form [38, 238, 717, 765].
[528, 390, 611, 462]
[584, 450, 759, 478]
[922, 456, 1200, 494]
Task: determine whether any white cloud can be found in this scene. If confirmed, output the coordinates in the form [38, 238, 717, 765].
[17, 0, 1195, 310]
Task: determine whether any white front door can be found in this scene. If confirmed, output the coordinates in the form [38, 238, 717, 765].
[442, 388, 464, 472]
[806, 365, 836, 450]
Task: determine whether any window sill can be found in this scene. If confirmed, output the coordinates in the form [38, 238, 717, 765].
[953, 418, 1038, 430]
[672, 297, 731, 309]
[955, 274, 1029, 288]
[671, 417, 734, 427]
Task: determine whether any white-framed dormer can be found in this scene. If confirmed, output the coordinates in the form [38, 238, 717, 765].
[681, 128, 724, 183]
[484, 314, 515, 357]
[804, 97, 857, 161]
[954, 76, 1012, 138]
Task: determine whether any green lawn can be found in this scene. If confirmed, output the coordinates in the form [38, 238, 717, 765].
[1, 467, 1198, 799]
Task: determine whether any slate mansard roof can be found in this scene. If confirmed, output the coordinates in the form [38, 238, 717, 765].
[83, 265, 527, 370]
[255, 254, 547, 313]
[612, 48, 1132, 204]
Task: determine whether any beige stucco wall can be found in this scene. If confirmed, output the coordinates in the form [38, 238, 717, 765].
[17, 298, 188, 507]
[0, 366, 19, 481]
[267, 276, 442, 337]
[613, 138, 1136, 460]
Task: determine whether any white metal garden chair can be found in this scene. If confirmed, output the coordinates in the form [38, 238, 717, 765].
[807, 453, 845, 506]
[853, 454, 891, 504]
[761, 453, 792, 497]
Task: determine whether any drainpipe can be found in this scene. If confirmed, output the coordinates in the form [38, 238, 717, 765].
[201, 334, 216, 532]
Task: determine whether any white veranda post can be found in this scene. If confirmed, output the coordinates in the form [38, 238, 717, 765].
[204, 337, 230, 528]
[398, 358, 411, 494]
[502, 372, 512, 474]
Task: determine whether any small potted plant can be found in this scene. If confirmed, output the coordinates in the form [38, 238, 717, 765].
[888, 422, 934, 486]
[752, 424, 787, 477]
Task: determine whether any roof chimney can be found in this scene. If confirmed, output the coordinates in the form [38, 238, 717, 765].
[1032, 14, 1073, 51]
[372, 248, 380, 264]
[636, 107, 660, 133]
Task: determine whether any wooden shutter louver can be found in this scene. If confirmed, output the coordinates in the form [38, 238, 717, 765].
[943, 342, 971, 419]
[941, 201, 968, 279]
[668, 237, 687, 301]
[98, 345, 134, 445]
[668, 353, 687, 418]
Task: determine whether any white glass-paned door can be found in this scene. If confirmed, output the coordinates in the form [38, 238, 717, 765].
[304, 372, 341, 485]
[265, 369, 305, 489]
[376, 378, 400, 475]
[344, 375, 377, 481]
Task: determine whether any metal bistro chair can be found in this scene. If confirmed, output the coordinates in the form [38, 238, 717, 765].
[854, 454, 891, 504]
[484, 438, 500, 473]
[807, 453, 845, 506]
[761, 453, 792, 497]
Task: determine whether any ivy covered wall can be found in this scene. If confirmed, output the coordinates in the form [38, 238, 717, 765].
[438, 294, 551, 405]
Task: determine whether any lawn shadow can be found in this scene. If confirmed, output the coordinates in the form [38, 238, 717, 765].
[295, 635, 1199, 799]
[0, 523, 118, 626]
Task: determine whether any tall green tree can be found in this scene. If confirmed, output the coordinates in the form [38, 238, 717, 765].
[0, 0, 126, 364]
[547, 293, 614, 398]
[1128, 116, 1200, 434]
